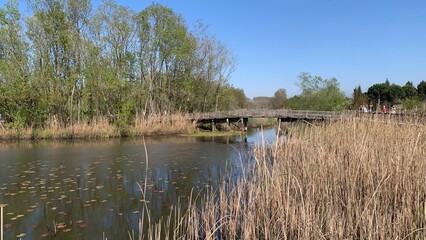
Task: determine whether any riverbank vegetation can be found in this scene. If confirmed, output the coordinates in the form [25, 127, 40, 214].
[247, 117, 277, 128]
[3, 0, 425, 140]
[0, 0, 246, 131]
[137, 116, 426, 239]
[187, 131, 240, 137]
[284, 72, 350, 111]
[0, 114, 196, 140]
[268, 74, 426, 113]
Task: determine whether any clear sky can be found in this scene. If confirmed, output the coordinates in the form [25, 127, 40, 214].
[117, 0, 425, 99]
[4, 0, 426, 99]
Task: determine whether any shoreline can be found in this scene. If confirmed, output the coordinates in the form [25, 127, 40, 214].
[0, 115, 257, 141]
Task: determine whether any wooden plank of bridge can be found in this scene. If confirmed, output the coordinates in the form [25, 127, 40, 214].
[187, 109, 348, 121]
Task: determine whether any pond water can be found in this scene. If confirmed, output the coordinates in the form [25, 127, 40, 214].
[0, 128, 277, 239]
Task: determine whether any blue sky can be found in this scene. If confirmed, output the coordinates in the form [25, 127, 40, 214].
[4, 0, 426, 98]
[120, 0, 425, 99]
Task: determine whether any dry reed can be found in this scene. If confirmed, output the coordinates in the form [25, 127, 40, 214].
[132, 114, 195, 136]
[0, 114, 195, 140]
[137, 116, 426, 239]
[69, 117, 119, 138]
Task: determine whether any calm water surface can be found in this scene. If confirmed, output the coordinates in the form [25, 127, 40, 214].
[0, 129, 277, 239]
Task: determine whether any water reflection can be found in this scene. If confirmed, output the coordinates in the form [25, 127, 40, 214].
[0, 129, 276, 239]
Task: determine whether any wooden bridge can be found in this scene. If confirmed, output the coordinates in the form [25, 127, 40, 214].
[187, 110, 348, 122]
[186, 109, 425, 131]
[186, 110, 351, 131]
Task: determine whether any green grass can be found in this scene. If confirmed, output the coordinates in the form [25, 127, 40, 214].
[247, 117, 277, 127]
[185, 131, 241, 137]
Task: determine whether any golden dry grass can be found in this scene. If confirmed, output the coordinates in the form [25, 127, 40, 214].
[0, 114, 195, 140]
[138, 116, 426, 239]
[69, 117, 120, 138]
[132, 114, 196, 136]
[0, 125, 32, 140]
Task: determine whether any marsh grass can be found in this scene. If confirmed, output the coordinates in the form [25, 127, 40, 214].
[247, 117, 277, 127]
[135, 116, 426, 239]
[0, 114, 195, 140]
[132, 114, 195, 136]
[188, 131, 240, 137]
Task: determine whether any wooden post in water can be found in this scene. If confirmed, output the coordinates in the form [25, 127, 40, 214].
[242, 118, 248, 133]
[0, 203, 7, 240]
[211, 119, 216, 132]
[240, 118, 245, 133]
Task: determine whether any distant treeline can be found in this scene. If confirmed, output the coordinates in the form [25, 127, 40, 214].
[354, 79, 426, 110]
[0, 0, 247, 128]
[256, 73, 349, 111]
[263, 74, 426, 112]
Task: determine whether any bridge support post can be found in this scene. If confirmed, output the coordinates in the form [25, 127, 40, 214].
[240, 118, 248, 133]
[277, 118, 282, 136]
[212, 119, 216, 132]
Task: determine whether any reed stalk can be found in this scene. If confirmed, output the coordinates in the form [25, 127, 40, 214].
[137, 116, 426, 239]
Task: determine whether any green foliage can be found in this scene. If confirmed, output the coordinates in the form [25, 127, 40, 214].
[247, 117, 276, 127]
[285, 73, 348, 111]
[367, 81, 393, 105]
[0, 0, 32, 125]
[403, 96, 422, 110]
[403, 81, 418, 99]
[215, 86, 248, 111]
[367, 80, 425, 107]
[250, 97, 272, 109]
[62, 129, 73, 139]
[351, 85, 369, 110]
[418, 81, 426, 100]
[297, 72, 329, 95]
[389, 84, 405, 103]
[269, 88, 287, 109]
[230, 88, 249, 109]
[116, 96, 134, 129]
[0, 0, 242, 129]
[283, 95, 302, 110]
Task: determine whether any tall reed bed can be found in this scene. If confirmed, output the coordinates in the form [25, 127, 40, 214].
[137, 116, 426, 239]
[132, 114, 196, 136]
[0, 114, 195, 140]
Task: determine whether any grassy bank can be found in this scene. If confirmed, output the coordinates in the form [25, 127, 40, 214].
[136, 116, 426, 239]
[0, 114, 196, 140]
[247, 117, 276, 128]
[187, 131, 241, 137]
